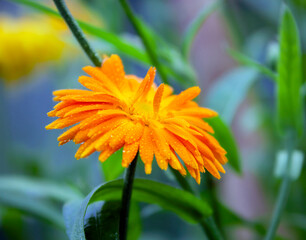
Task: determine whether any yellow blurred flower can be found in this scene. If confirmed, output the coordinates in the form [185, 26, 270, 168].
[0, 15, 66, 83]
[0, 1, 104, 84]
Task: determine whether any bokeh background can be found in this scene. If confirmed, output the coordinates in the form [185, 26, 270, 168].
[0, 0, 305, 239]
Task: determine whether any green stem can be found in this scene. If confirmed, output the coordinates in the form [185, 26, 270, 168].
[201, 217, 223, 240]
[53, 0, 102, 67]
[119, 152, 139, 240]
[265, 176, 291, 240]
[118, 0, 168, 84]
[170, 168, 223, 240]
[206, 175, 223, 235]
[265, 131, 295, 240]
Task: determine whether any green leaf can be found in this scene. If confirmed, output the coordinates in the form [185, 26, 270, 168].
[65, 179, 212, 240]
[205, 67, 258, 124]
[227, 48, 277, 81]
[102, 148, 125, 181]
[277, 5, 303, 136]
[205, 116, 241, 174]
[0, 176, 83, 202]
[1, 209, 24, 240]
[84, 201, 140, 240]
[0, 176, 83, 230]
[182, 0, 221, 58]
[0, 191, 65, 229]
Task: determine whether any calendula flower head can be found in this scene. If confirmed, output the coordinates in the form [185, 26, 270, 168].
[46, 55, 227, 183]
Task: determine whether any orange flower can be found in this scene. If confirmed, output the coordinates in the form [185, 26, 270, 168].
[46, 55, 227, 183]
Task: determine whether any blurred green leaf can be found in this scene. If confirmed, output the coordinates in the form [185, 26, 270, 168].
[65, 179, 212, 240]
[1, 209, 24, 240]
[219, 203, 287, 240]
[205, 116, 241, 174]
[0, 176, 83, 202]
[287, 213, 306, 231]
[182, 0, 221, 58]
[102, 148, 124, 181]
[227, 48, 277, 81]
[206, 67, 258, 124]
[84, 201, 140, 240]
[63, 199, 82, 238]
[0, 191, 65, 229]
[277, 5, 303, 136]
[0, 176, 83, 230]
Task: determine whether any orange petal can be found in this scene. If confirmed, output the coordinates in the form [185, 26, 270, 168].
[79, 109, 127, 130]
[122, 142, 139, 167]
[169, 149, 186, 175]
[88, 116, 127, 138]
[101, 54, 125, 87]
[213, 159, 226, 174]
[166, 86, 201, 109]
[163, 131, 198, 169]
[60, 93, 123, 106]
[193, 136, 216, 162]
[153, 83, 164, 115]
[99, 147, 119, 163]
[164, 124, 197, 149]
[75, 137, 98, 159]
[125, 121, 144, 144]
[198, 131, 227, 156]
[78, 76, 106, 92]
[74, 129, 90, 144]
[95, 131, 113, 151]
[151, 127, 171, 159]
[53, 89, 91, 97]
[186, 165, 201, 184]
[180, 116, 214, 133]
[203, 159, 221, 179]
[163, 118, 190, 128]
[52, 101, 76, 111]
[45, 111, 97, 129]
[132, 67, 156, 104]
[108, 120, 130, 149]
[153, 142, 168, 170]
[173, 107, 218, 118]
[82, 66, 123, 96]
[139, 127, 154, 174]
[57, 125, 80, 143]
[64, 103, 113, 117]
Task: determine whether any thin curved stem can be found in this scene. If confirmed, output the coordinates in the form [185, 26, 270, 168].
[118, 0, 168, 84]
[265, 131, 295, 240]
[53, 0, 102, 67]
[264, 176, 291, 240]
[119, 152, 139, 240]
[201, 217, 223, 240]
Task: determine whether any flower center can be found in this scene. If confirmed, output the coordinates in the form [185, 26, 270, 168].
[133, 101, 153, 116]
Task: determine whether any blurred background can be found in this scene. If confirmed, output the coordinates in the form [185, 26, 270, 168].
[0, 0, 305, 239]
